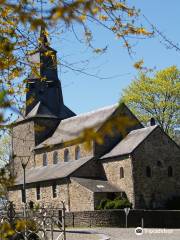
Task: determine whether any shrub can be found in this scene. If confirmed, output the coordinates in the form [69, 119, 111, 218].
[104, 201, 115, 209]
[97, 198, 109, 210]
[97, 196, 132, 210]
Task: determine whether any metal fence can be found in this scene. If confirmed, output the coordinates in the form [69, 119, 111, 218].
[0, 201, 66, 240]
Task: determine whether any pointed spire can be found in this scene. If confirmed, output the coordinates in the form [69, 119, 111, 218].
[40, 26, 49, 48]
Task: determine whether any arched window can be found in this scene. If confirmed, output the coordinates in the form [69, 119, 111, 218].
[52, 184, 57, 198]
[43, 153, 48, 166]
[75, 146, 81, 160]
[53, 151, 58, 164]
[36, 186, 41, 200]
[168, 166, 173, 177]
[64, 149, 70, 162]
[120, 167, 124, 179]
[146, 166, 151, 178]
[157, 161, 162, 167]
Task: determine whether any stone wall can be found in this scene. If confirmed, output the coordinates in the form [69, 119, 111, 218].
[8, 180, 69, 210]
[12, 121, 35, 178]
[102, 156, 135, 206]
[132, 127, 180, 209]
[65, 209, 180, 228]
[35, 143, 93, 167]
[8, 178, 95, 212]
[69, 179, 94, 212]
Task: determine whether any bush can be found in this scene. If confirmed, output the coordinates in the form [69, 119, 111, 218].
[97, 198, 109, 210]
[97, 196, 132, 210]
[104, 201, 115, 209]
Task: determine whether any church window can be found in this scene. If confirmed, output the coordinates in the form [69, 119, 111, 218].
[21, 189, 25, 203]
[52, 184, 57, 198]
[43, 153, 48, 166]
[75, 146, 81, 160]
[157, 161, 162, 167]
[36, 186, 41, 200]
[120, 167, 124, 179]
[53, 151, 58, 164]
[146, 166, 151, 178]
[168, 166, 173, 177]
[64, 149, 70, 162]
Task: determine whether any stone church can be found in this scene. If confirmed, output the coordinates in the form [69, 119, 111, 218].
[8, 29, 180, 211]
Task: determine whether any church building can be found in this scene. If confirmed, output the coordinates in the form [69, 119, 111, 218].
[8, 29, 180, 211]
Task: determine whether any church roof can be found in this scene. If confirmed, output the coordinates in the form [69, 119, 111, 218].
[15, 102, 75, 123]
[14, 156, 93, 186]
[71, 177, 122, 193]
[101, 125, 158, 159]
[26, 101, 58, 118]
[34, 103, 118, 150]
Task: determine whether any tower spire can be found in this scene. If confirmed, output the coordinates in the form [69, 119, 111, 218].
[40, 26, 49, 47]
[25, 27, 76, 119]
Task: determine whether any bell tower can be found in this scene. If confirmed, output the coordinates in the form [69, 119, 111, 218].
[26, 27, 74, 119]
[11, 28, 75, 177]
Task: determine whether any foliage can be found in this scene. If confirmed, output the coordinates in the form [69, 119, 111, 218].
[0, 133, 11, 165]
[174, 130, 180, 146]
[122, 66, 180, 137]
[165, 196, 180, 210]
[0, 219, 38, 240]
[96, 196, 132, 210]
[0, 0, 152, 126]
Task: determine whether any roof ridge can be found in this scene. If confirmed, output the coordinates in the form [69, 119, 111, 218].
[60, 103, 118, 123]
[129, 125, 157, 134]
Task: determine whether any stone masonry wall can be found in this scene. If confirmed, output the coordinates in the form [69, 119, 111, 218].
[12, 121, 35, 178]
[69, 179, 94, 212]
[102, 156, 135, 206]
[65, 210, 180, 228]
[35, 143, 93, 167]
[9, 178, 95, 212]
[132, 127, 180, 209]
[8, 181, 69, 210]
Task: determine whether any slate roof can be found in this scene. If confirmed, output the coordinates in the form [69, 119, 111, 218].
[35, 103, 118, 150]
[15, 156, 93, 186]
[101, 125, 158, 159]
[15, 102, 75, 123]
[71, 177, 122, 193]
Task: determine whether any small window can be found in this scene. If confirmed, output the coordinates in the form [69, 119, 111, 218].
[36, 186, 41, 200]
[75, 146, 81, 160]
[53, 151, 58, 164]
[21, 189, 26, 203]
[157, 161, 162, 167]
[52, 184, 57, 198]
[64, 149, 70, 162]
[43, 153, 48, 166]
[146, 166, 151, 178]
[168, 166, 173, 177]
[120, 167, 124, 179]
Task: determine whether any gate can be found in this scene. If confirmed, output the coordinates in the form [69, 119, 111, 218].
[0, 201, 66, 240]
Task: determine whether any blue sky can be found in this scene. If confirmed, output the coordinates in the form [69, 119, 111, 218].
[7, 1, 179, 120]
[49, 1, 180, 115]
